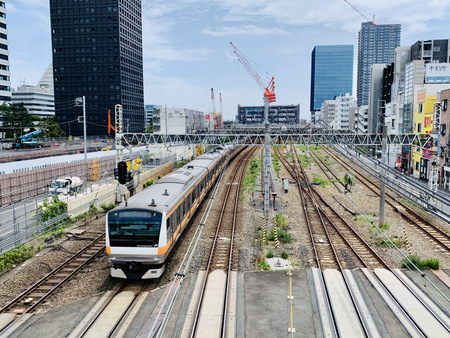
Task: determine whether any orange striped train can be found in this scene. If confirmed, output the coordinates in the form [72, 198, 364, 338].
[106, 145, 236, 279]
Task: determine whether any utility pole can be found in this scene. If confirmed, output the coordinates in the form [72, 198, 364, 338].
[115, 104, 124, 203]
[76, 96, 87, 161]
[379, 125, 387, 225]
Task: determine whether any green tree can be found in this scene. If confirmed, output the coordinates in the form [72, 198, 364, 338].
[38, 195, 68, 222]
[0, 103, 33, 138]
[145, 122, 153, 134]
[37, 117, 66, 138]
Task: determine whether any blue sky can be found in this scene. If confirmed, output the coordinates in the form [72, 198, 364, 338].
[6, 0, 450, 121]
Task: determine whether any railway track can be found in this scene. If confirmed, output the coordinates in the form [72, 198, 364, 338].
[278, 145, 450, 336]
[319, 146, 450, 253]
[276, 145, 388, 270]
[0, 234, 106, 316]
[189, 146, 257, 338]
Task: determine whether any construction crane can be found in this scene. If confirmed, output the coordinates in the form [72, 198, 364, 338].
[344, 0, 375, 25]
[230, 41, 275, 218]
[229, 42, 276, 103]
[211, 88, 217, 130]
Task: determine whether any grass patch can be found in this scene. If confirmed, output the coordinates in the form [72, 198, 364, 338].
[375, 236, 405, 248]
[275, 213, 287, 227]
[299, 155, 310, 168]
[272, 150, 280, 174]
[354, 214, 374, 227]
[402, 255, 440, 269]
[266, 250, 274, 258]
[312, 177, 329, 188]
[281, 251, 289, 259]
[243, 159, 261, 193]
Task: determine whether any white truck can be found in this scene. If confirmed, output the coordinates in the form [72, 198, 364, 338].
[49, 177, 84, 195]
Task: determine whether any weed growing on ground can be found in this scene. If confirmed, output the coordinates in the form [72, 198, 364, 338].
[375, 236, 404, 248]
[402, 255, 440, 269]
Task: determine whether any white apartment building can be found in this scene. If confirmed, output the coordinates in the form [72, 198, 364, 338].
[321, 94, 356, 130]
[11, 65, 55, 118]
[153, 108, 206, 135]
[0, 0, 10, 103]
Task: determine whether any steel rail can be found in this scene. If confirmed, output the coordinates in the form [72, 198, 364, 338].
[190, 147, 256, 338]
[0, 233, 105, 314]
[321, 146, 450, 252]
[312, 146, 449, 334]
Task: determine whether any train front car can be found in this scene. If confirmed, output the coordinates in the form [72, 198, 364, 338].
[106, 145, 233, 279]
[106, 206, 167, 279]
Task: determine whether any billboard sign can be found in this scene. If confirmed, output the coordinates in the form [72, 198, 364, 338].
[425, 63, 450, 83]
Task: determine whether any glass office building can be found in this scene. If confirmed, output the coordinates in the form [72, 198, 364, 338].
[357, 22, 401, 107]
[50, 0, 145, 136]
[310, 45, 353, 120]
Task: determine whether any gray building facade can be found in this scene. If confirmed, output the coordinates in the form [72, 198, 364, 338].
[237, 105, 300, 125]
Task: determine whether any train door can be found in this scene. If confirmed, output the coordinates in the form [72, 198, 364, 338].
[167, 216, 173, 242]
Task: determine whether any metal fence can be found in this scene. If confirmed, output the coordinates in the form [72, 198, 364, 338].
[0, 159, 176, 255]
[0, 157, 116, 207]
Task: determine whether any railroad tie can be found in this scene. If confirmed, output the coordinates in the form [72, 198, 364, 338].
[402, 227, 412, 255]
[273, 217, 279, 248]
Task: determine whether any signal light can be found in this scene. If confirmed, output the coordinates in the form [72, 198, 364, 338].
[118, 161, 127, 184]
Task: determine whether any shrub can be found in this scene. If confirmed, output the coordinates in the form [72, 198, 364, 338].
[379, 222, 390, 230]
[402, 255, 440, 269]
[0, 245, 36, 275]
[38, 196, 68, 223]
[281, 251, 289, 259]
[256, 260, 271, 271]
[144, 180, 154, 188]
[266, 250, 274, 258]
[278, 229, 292, 243]
[100, 203, 116, 213]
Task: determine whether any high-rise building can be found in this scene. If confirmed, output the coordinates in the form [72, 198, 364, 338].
[357, 22, 401, 107]
[0, 1, 11, 103]
[310, 45, 353, 121]
[49, 0, 145, 136]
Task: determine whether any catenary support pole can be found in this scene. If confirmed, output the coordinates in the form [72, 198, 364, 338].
[379, 125, 387, 225]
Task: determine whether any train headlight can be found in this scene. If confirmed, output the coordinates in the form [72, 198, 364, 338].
[128, 262, 138, 272]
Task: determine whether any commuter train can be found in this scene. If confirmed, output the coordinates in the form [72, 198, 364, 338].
[106, 145, 237, 279]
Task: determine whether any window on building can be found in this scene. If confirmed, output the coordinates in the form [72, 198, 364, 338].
[418, 104, 423, 113]
[417, 123, 422, 133]
[391, 119, 395, 129]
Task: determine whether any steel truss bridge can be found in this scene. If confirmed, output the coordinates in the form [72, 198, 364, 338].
[118, 132, 434, 148]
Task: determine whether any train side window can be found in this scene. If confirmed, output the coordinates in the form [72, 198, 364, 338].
[182, 201, 186, 216]
[167, 217, 171, 229]
[192, 189, 196, 203]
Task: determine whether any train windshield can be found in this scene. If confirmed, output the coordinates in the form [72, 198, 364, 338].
[108, 209, 162, 247]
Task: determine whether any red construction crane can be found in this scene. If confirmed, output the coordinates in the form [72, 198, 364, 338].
[344, 0, 375, 25]
[230, 42, 276, 103]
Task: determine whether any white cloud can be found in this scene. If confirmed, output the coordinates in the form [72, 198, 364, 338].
[202, 25, 290, 37]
